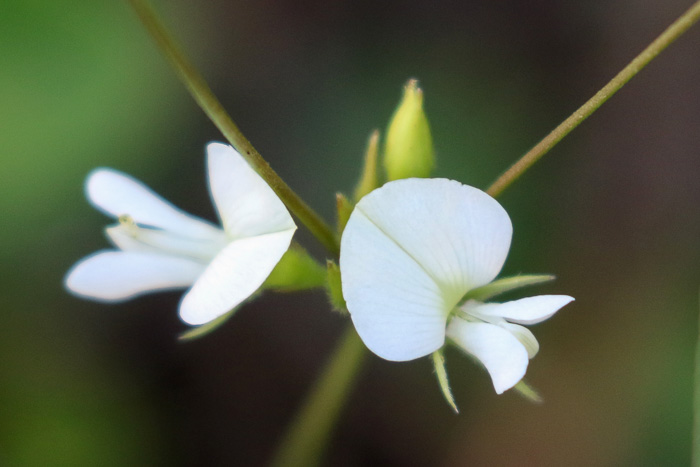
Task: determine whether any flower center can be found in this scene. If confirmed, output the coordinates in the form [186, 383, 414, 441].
[107, 214, 228, 263]
[450, 302, 500, 326]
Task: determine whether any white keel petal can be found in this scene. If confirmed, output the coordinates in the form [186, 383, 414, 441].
[499, 322, 540, 359]
[65, 251, 205, 301]
[466, 295, 574, 325]
[447, 319, 528, 394]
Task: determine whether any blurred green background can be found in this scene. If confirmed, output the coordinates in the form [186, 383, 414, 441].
[1, 0, 699, 465]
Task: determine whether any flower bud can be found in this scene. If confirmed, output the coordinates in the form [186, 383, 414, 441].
[383, 79, 435, 180]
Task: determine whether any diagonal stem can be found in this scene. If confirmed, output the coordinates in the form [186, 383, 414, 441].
[693, 288, 700, 467]
[486, 0, 700, 198]
[127, 0, 339, 256]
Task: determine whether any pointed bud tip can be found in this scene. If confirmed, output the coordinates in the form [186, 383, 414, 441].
[404, 77, 421, 92]
[384, 79, 435, 181]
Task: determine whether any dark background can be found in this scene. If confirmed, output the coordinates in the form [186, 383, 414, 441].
[1, 0, 699, 465]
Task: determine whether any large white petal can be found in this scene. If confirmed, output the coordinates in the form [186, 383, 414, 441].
[86, 168, 222, 241]
[65, 250, 205, 301]
[179, 228, 295, 325]
[340, 208, 448, 361]
[206, 143, 296, 239]
[465, 295, 574, 325]
[352, 178, 512, 306]
[447, 319, 528, 394]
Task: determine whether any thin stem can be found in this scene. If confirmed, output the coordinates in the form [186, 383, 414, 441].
[693, 288, 700, 467]
[486, 0, 700, 198]
[270, 327, 367, 467]
[127, 0, 339, 256]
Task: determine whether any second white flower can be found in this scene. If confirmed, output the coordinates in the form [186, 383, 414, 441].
[339, 178, 573, 393]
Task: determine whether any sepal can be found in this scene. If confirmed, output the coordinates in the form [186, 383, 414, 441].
[178, 306, 239, 342]
[263, 244, 326, 291]
[325, 260, 347, 314]
[336, 192, 353, 234]
[463, 274, 555, 302]
[512, 379, 543, 404]
[353, 129, 380, 202]
[431, 349, 458, 413]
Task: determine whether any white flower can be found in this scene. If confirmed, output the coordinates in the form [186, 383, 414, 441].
[339, 178, 573, 393]
[65, 142, 296, 326]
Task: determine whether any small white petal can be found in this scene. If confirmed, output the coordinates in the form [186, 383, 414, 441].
[179, 228, 295, 325]
[65, 251, 205, 301]
[341, 208, 449, 361]
[106, 223, 226, 262]
[447, 319, 528, 394]
[86, 168, 222, 241]
[206, 143, 296, 238]
[351, 179, 512, 305]
[465, 295, 574, 325]
[499, 322, 540, 359]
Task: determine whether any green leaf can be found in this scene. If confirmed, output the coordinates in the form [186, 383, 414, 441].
[353, 129, 380, 202]
[178, 307, 238, 342]
[263, 244, 326, 292]
[431, 350, 459, 413]
[463, 274, 555, 302]
[325, 260, 347, 314]
[512, 379, 543, 404]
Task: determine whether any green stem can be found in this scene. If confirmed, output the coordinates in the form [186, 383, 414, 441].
[693, 288, 700, 467]
[270, 327, 367, 467]
[486, 0, 700, 198]
[127, 0, 339, 256]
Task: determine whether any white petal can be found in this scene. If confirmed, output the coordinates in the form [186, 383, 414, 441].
[86, 168, 222, 241]
[65, 250, 205, 301]
[447, 319, 528, 394]
[206, 143, 296, 238]
[179, 228, 295, 325]
[351, 178, 512, 305]
[106, 223, 226, 262]
[466, 295, 574, 325]
[499, 322, 539, 359]
[340, 208, 448, 361]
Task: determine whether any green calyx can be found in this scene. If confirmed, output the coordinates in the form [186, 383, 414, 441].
[383, 79, 435, 181]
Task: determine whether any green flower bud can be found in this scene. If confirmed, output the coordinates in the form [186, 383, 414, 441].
[383, 79, 435, 180]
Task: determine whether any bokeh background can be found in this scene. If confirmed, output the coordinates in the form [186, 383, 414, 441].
[2, 0, 699, 465]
